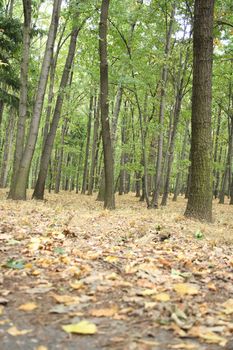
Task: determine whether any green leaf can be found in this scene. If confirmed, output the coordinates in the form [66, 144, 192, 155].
[6, 258, 25, 269]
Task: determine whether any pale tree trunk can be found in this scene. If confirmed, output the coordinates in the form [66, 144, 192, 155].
[88, 96, 100, 195]
[185, 0, 214, 222]
[33, 26, 79, 199]
[81, 95, 93, 194]
[213, 106, 221, 198]
[0, 107, 16, 187]
[99, 0, 115, 209]
[219, 117, 233, 204]
[12, 0, 62, 200]
[161, 47, 189, 206]
[172, 120, 189, 201]
[8, 0, 32, 199]
[151, 4, 175, 208]
[55, 118, 68, 193]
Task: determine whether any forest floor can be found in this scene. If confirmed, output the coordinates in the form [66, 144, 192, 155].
[0, 190, 233, 350]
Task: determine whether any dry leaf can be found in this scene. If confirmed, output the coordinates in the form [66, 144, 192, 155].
[188, 326, 227, 346]
[153, 293, 170, 302]
[104, 255, 118, 263]
[173, 283, 199, 296]
[170, 343, 197, 349]
[69, 281, 84, 290]
[62, 320, 97, 334]
[0, 305, 4, 315]
[18, 302, 38, 311]
[222, 299, 233, 315]
[90, 306, 118, 317]
[7, 326, 32, 336]
[52, 294, 79, 305]
[36, 347, 48, 350]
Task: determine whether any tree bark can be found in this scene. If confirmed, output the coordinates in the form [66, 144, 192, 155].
[99, 0, 115, 209]
[11, 0, 62, 200]
[81, 95, 93, 194]
[151, 4, 175, 208]
[185, 0, 214, 222]
[8, 0, 32, 199]
[87, 96, 100, 195]
[32, 26, 78, 199]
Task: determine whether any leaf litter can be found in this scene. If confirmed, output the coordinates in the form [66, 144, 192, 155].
[0, 190, 233, 349]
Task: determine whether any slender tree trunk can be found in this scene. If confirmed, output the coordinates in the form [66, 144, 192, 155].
[88, 96, 100, 195]
[213, 106, 221, 198]
[185, 0, 214, 222]
[11, 0, 62, 200]
[8, 0, 32, 199]
[99, 0, 115, 209]
[54, 118, 69, 193]
[219, 119, 233, 204]
[0, 107, 15, 187]
[151, 4, 175, 208]
[32, 26, 79, 199]
[173, 120, 189, 201]
[75, 142, 84, 193]
[81, 95, 93, 194]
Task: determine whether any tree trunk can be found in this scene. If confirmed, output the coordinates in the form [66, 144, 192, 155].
[213, 106, 221, 198]
[8, 0, 32, 199]
[151, 4, 175, 208]
[12, 0, 62, 200]
[0, 107, 15, 187]
[54, 118, 69, 193]
[88, 96, 100, 195]
[99, 0, 115, 209]
[32, 26, 78, 200]
[185, 0, 214, 222]
[173, 120, 189, 201]
[81, 95, 93, 194]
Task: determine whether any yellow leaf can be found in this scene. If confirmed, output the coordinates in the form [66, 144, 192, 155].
[18, 302, 38, 311]
[7, 326, 32, 336]
[140, 289, 157, 296]
[222, 299, 233, 314]
[0, 305, 4, 315]
[52, 294, 79, 305]
[188, 326, 227, 346]
[153, 293, 170, 302]
[170, 343, 197, 349]
[104, 256, 118, 263]
[173, 283, 199, 296]
[62, 320, 97, 334]
[90, 306, 118, 317]
[36, 347, 48, 350]
[69, 281, 84, 290]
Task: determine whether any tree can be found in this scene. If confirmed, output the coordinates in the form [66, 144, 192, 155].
[184, 0, 215, 222]
[99, 0, 115, 209]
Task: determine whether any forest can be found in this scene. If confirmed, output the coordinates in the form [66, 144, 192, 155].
[0, 0, 233, 349]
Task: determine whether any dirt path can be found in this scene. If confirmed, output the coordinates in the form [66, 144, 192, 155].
[0, 191, 233, 349]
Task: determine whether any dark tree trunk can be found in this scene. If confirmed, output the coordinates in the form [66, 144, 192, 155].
[99, 0, 115, 209]
[185, 0, 214, 222]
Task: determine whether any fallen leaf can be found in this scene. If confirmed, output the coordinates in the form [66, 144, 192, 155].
[62, 320, 97, 334]
[52, 294, 79, 305]
[188, 326, 227, 346]
[18, 302, 38, 311]
[90, 306, 118, 317]
[170, 343, 197, 349]
[222, 299, 233, 315]
[104, 255, 118, 263]
[7, 326, 32, 336]
[173, 283, 199, 296]
[0, 305, 4, 315]
[153, 293, 170, 302]
[36, 347, 48, 350]
[69, 281, 84, 290]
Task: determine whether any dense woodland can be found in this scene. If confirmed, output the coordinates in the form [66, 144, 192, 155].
[0, 0, 233, 220]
